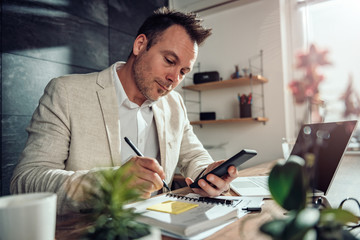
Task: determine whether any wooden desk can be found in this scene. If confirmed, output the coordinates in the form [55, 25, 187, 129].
[56, 155, 360, 240]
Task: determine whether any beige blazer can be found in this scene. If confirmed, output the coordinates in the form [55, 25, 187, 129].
[10, 63, 213, 214]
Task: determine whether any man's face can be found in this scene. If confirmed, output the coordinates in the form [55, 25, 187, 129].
[132, 25, 198, 102]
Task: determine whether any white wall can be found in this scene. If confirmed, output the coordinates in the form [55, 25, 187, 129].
[177, 0, 288, 168]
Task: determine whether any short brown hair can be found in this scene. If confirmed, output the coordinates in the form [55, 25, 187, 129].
[137, 7, 212, 50]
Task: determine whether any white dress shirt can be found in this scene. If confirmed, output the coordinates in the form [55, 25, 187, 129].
[113, 63, 160, 164]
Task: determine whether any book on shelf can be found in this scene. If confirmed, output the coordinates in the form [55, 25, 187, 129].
[125, 193, 242, 237]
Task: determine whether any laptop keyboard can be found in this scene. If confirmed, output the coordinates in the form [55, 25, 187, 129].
[249, 177, 269, 189]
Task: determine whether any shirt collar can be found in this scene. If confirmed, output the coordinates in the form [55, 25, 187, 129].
[113, 62, 156, 109]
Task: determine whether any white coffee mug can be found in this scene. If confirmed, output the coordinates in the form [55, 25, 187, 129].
[0, 192, 57, 240]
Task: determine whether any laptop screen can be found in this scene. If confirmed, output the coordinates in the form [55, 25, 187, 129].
[290, 120, 358, 195]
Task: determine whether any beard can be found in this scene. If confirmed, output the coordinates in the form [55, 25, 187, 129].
[132, 51, 170, 102]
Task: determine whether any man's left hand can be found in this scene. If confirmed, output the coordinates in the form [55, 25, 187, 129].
[185, 160, 238, 197]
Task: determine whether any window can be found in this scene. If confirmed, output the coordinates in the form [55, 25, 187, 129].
[289, 0, 360, 152]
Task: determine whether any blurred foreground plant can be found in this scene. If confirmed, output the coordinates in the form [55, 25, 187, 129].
[260, 156, 359, 240]
[84, 163, 150, 240]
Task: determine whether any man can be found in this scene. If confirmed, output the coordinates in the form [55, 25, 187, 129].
[10, 7, 238, 214]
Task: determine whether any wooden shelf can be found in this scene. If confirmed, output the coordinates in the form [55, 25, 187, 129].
[182, 75, 268, 91]
[190, 117, 269, 125]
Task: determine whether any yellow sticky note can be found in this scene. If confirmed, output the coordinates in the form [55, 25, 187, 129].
[146, 200, 198, 214]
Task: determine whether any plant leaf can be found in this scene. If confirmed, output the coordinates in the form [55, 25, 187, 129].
[84, 162, 150, 239]
[260, 219, 289, 239]
[283, 208, 319, 240]
[268, 156, 308, 211]
[319, 208, 359, 225]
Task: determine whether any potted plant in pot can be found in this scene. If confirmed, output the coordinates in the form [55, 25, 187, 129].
[82, 163, 160, 240]
[260, 155, 359, 240]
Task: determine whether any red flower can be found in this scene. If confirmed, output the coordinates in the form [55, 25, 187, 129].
[289, 44, 331, 105]
[340, 75, 360, 117]
[296, 44, 331, 69]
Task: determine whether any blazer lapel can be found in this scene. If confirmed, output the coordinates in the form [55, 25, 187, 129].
[152, 102, 168, 174]
[96, 65, 122, 166]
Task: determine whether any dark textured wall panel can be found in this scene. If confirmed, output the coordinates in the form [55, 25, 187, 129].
[109, 29, 135, 64]
[0, 54, 2, 102]
[61, 0, 108, 26]
[3, 0, 108, 26]
[1, 115, 32, 195]
[0, 53, 2, 195]
[3, 3, 109, 70]
[1, 0, 168, 196]
[109, 0, 168, 35]
[2, 53, 93, 116]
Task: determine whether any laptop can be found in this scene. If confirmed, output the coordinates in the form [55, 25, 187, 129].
[230, 120, 358, 197]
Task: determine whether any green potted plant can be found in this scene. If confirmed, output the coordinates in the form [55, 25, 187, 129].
[83, 163, 160, 240]
[260, 155, 359, 240]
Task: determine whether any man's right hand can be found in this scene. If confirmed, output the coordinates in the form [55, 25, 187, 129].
[123, 156, 166, 198]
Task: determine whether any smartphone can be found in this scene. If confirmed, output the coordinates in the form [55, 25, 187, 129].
[189, 149, 257, 188]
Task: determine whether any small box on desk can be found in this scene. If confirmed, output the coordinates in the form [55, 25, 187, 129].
[200, 112, 216, 121]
